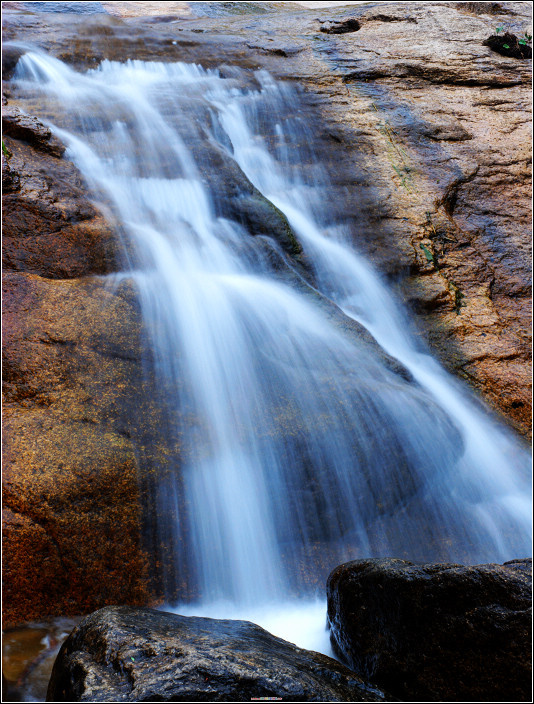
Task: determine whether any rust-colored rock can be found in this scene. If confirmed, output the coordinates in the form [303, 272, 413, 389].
[1, 105, 177, 626]
[1, 271, 159, 627]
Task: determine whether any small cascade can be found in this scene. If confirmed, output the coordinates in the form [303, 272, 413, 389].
[11, 51, 531, 630]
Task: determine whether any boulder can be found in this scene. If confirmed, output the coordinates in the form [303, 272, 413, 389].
[327, 557, 532, 702]
[2, 105, 65, 157]
[47, 605, 390, 702]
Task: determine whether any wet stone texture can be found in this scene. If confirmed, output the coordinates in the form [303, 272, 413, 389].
[327, 557, 532, 702]
[2, 89, 182, 626]
[46, 605, 390, 702]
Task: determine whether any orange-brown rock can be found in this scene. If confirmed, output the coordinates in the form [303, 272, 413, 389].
[2, 107, 177, 626]
[1, 270, 161, 627]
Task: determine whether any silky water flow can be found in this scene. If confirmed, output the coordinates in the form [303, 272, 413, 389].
[11, 51, 532, 653]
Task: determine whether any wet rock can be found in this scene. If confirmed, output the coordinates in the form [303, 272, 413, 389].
[2, 106, 65, 157]
[293, 0, 532, 436]
[47, 605, 389, 702]
[1, 87, 166, 626]
[2, 43, 26, 80]
[196, 140, 303, 257]
[327, 557, 532, 702]
[2, 134, 119, 278]
[2, 152, 20, 193]
[1, 272, 163, 627]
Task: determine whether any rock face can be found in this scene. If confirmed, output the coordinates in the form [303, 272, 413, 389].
[2, 114, 118, 278]
[327, 557, 532, 702]
[1, 95, 180, 626]
[237, 0, 532, 438]
[47, 605, 389, 702]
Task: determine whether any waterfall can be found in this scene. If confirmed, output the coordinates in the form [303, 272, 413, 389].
[11, 51, 531, 645]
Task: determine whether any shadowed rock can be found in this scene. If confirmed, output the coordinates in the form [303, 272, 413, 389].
[327, 557, 532, 702]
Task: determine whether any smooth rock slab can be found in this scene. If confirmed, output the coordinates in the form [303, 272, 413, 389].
[327, 557, 532, 702]
[46, 606, 388, 702]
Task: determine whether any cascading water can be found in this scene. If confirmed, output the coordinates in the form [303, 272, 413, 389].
[11, 49, 531, 651]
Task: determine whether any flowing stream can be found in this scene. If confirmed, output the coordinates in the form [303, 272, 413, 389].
[11, 51, 531, 652]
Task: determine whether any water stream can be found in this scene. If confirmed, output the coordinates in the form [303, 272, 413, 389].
[11, 51, 531, 653]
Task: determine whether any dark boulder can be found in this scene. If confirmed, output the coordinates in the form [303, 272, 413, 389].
[327, 557, 532, 702]
[47, 605, 390, 702]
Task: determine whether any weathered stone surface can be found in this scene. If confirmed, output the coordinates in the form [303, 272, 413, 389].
[2, 105, 65, 157]
[2, 133, 120, 279]
[1, 95, 165, 628]
[2, 151, 20, 193]
[47, 605, 389, 702]
[1, 271, 162, 627]
[327, 557, 532, 702]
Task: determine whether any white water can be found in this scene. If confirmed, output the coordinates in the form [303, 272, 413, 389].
[11, 50, 531, 651]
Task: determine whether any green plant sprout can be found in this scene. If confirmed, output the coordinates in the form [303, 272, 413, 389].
[420, 243, 436, 265]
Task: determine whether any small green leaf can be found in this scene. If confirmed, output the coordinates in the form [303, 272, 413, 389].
[496, 26, 503, 33]
[519, 39, 526, 45]
[502, 44, 510, 49]
[2, 140, 10, 158]
[420, 244, 435, 263]
[131, 657, 135, 662]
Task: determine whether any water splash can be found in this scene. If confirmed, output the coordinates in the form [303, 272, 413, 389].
[11, 51, 531, 618]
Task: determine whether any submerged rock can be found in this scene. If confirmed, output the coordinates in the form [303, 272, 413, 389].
[47, 605, 389, 702]
[327, 557, 532, 702]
